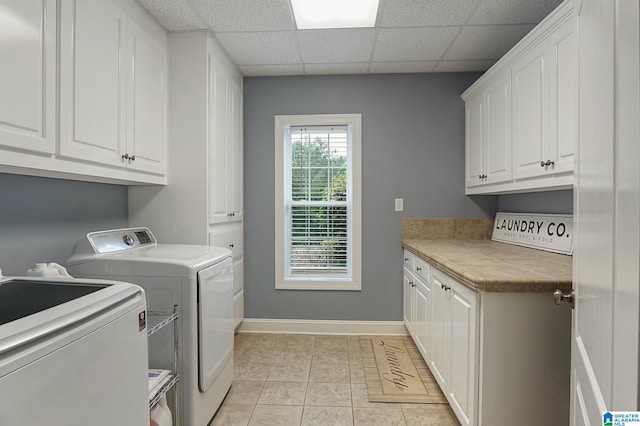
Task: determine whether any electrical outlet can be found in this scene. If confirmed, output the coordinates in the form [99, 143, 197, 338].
[395, 198, 404, 212]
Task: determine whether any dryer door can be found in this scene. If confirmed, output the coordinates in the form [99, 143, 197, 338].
[197, 257, 233, 392]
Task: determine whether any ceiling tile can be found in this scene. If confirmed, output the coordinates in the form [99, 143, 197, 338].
[469, 0, 563, 25]
[190, 0, 295, 32]
[215, 31, 301, 65]
[443, 25, 534, 61]
[434, 60, 496, 72]
[297, 29, 375, 63]
[373, 27, 460, 62]
[304, 63, 369, 75]
[369, 61, 437, 73]
[379, 0, 481, 27]
[240, 64, 305, 76]
[134, 0, 206, 31]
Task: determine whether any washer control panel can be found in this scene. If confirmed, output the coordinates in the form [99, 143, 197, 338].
[87, 227, 157, 254]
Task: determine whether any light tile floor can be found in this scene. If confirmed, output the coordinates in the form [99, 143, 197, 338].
[210, 333, 459, 426]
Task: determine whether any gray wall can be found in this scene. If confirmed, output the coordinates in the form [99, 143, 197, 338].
[498, 190, 573, 214]
[0, 173, 128, 275]
[243, 73, 498, 321]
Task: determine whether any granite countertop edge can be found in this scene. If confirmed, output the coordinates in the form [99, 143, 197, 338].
[401, 239, 573, 293]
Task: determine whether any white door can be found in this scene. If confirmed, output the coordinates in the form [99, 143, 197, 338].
[59, 0, 126, 166]
[126, 18, 166, 174]
[571, 0, 639, 423]
[209, 55, 231, 224]
[229, 81, 243, 221]
[512, 40, 547, 180]
[429, 268, 450, 390]
[0, 0, 56, 154]
[197, 258, 234, 392]
[483, 69, 512, 184]
[465, 93, 484, 187]
[547, 16, 578, 176]
[448, 281, 477, 426]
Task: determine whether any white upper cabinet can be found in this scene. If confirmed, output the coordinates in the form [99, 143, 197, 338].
[0, 0, 56, 154]
[465, 93, 484, 187]
[462, 0, 577, 195]
[59, 0, 126, 166]
[126, 18, 167, 174]
[465, 70, 512, 188]
[209, 55, 243, 224]
[547, 16, 578, 176]
[59, 0, 166, 176]
[483, 70, 512, 185]
[512, 40, 547, 179]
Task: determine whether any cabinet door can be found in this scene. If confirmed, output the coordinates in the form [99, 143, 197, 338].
[465, 93, 485, 187]
[60, 0, 126, 166]
[229, 81, 243, 221]
[448, 281, 478, 426]
[0, 0, 56, 154]
[484, 70, 512, 184]
[512, 41, 548, 179]
[415, 278, 431, 363]
[126, 18, 166, 174]
[403, 269, 414, 334]
[429, 268, 450, 390]
[548, 17, 578, 175]
[209, 56, 231, 224]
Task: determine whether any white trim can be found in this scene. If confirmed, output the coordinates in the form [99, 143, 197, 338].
[237, 319, 408, 336]
[274, 113, 362, 291]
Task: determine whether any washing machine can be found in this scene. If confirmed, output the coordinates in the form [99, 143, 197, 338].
[65, 227, 233, 426]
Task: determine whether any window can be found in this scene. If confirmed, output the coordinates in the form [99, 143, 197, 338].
[275, 114, 362, 290]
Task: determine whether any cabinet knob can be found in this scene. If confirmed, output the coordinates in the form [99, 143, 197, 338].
[122, 153, 129, 160]
[416, 266, 422, 272]
[121, 153, 136, 161]
[541, 160, 555, 167]
[409, 281, 415, 287]
[130, 155, 136, 161]
[553, 288, 575, 308]
[229, 243, 234, 248]
[478, 174, 487, 180]
[540, 160, 546, 167]
[404, 257, 409, 262]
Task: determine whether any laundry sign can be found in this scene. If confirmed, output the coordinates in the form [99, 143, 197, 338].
[492, 212, 574, 255]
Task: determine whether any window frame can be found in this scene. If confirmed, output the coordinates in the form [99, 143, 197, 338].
[275, 113, 362, 291]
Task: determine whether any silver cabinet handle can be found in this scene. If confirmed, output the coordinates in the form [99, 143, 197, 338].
[553, 289, 575, 309]
[541, 160, 555, 167]
[121, 153, 136, 161]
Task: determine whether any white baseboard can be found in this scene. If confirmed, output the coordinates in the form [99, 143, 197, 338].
[237, 318, 408, 336]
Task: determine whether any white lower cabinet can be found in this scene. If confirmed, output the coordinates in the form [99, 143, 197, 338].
[402, 268, 415, 335]
[430, 266, 477, 426]
[403, 252, 432, 361]
[402, 250, 571, 426]
[209, 224, 244, 329]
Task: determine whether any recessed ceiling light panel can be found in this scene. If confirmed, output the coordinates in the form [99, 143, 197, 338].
[290, 0, 380, 30]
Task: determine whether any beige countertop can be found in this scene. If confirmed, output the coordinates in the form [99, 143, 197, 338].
[401, 239, 573, 293]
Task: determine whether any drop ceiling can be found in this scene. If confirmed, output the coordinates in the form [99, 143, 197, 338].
[135, 0, 563, 76]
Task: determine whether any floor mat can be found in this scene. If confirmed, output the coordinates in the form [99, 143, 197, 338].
[361, 337, 448, 404]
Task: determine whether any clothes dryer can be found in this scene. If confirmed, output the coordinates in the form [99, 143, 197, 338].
[66, 227, 233, 426]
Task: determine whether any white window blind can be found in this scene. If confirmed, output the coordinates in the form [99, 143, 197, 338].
[275, 113, 361, 291]
[286, 125, 351, 277]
